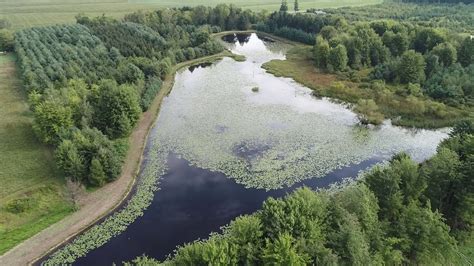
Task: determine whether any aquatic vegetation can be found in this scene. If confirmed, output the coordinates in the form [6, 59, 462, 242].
[43, 149, 168, 265]
[151, 34, 448, 190]
[231, 54, 247, 62]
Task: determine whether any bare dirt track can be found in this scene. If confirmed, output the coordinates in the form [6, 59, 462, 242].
[0, 51, 233, 266]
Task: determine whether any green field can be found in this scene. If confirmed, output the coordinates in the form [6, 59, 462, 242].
[0, 54, 73, 255]
[0, 0, 381, 29]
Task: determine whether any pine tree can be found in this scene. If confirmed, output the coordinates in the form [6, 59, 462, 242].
[280, 0, 288, 12]
[294, 0, 299, 11]
[328, 44, 348, 72]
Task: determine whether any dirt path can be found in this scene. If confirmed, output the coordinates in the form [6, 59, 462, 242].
[0, 51, 234, 266]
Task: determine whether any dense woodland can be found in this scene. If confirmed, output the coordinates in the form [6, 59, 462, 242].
[312, 19, 473, 105]
[128, 120, 473, 265]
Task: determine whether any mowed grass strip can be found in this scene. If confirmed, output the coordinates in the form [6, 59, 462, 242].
[0, 54, 73, 255]
[0, 0, 381, 29]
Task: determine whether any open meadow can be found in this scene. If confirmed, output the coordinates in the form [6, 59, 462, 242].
[0, 54, 73, 254]
[0, 0, 381, 29]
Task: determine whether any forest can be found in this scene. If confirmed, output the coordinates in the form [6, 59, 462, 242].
[128, 119, 473, 265]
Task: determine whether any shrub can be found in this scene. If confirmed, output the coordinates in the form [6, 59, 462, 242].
[354, 99, 384, 125]
[141, 77, 162, 111]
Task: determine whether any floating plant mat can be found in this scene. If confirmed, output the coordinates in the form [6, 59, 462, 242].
[151, 33, 449, 190]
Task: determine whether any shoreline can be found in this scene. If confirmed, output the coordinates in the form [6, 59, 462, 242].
[0, 49, 237, 266]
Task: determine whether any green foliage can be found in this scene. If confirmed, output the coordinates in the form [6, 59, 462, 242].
[328, 44, 348, 72]
[326, 206, 372, 264]
[314, 36, 330, 69]
[396, 201, 456, 264]
[450, 118, 474, 137]
[424, 63, 473, 105]
[280, 0, 289, 12]
[77, 18, 167, 59]
[55, 139, 86, 182]
[31, 100, 74, 145]
[0, 19, 11, 29]
[168, 237, 238, 266]
[458, 37, 474, 67]
[413, 27, 446, 54]
[55, 127, 123, 186]
[4, 198, 35, 214]
[382, 30, 408, 57]
[262, 233, 309, 265]
[89, 157, 107, 187]
[226, 216, 263, 264]
[124, 255, 160, 266]
[15, 25, 119, 92]
[399, 50, 426, 84]
[141, 77, 162, 111]
[91, 80, 141, 138]
[432, 42, 457, 67]
[0, 29, 14, 52]
[422, 126, 474, 236]
[116, 62, 145, 84]
[273, 27, 315, 45]
[265, 4, 474, 115]
[255, 11, 323, 44]
[405, 83, 422, 97]
[354, 99, 384, 125]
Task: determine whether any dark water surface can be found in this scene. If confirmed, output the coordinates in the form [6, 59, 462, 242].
[73, 154, 378, 265]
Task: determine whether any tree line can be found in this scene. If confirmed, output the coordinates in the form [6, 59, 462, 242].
[393, 0, 473, 3]
[12, 4, 268, 188]
[127, 120, 474, 265]
[312, 18, 473, 108]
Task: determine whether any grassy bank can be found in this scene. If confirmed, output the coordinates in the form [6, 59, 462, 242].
[262, 45, 471, 128]
[0, 0, 381, 29]
[0, 54, 73, 254]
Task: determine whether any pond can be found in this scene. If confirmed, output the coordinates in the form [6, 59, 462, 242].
[43, 33, 449, 265]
